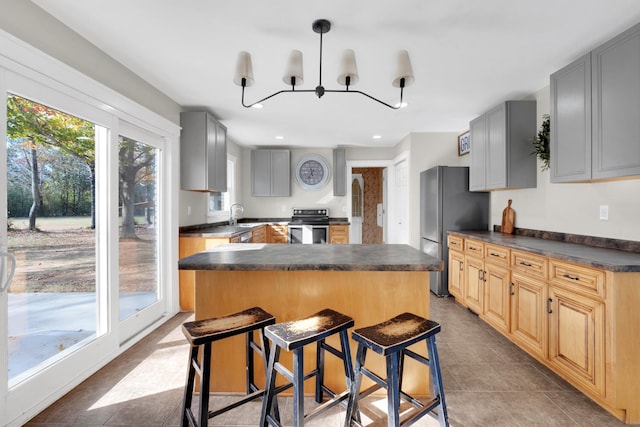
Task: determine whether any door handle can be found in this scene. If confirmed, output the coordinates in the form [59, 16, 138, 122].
[546, 298, 553, 314]
[0, 251, 17, 293]
[509, 282, 515, 295]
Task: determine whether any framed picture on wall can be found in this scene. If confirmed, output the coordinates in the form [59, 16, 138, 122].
[458, 131, 470, 156]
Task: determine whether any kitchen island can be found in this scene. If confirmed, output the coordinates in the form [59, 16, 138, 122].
[178, 243, 443, 396]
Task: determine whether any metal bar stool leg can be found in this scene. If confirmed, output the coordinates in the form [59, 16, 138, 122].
[427, 335, 448, 426]
[181, 345, 199, 427]
[199, 343, 212, 427]
[293, 347, 305, 427]
[386, 351, 401, 427]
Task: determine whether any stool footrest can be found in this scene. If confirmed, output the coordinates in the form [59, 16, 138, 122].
[304, 389, 350, 422]
[208, 389, 266, 418]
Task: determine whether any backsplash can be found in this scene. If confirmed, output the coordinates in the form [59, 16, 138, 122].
[493, 225, 640, 253]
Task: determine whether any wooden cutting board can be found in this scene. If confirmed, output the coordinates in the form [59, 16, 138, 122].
[501, 199, 515, 234]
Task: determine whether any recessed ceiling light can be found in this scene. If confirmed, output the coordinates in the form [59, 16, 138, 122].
[372, 135, 382, 139]
[275, 135, 284, 140]
[251, 103, 263, 109]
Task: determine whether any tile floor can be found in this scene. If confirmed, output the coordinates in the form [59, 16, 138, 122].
[26, 295, 634, 426]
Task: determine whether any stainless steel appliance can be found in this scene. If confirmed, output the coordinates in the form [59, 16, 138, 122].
[288, 208, 330, 244]
[420, 166, 489, 296]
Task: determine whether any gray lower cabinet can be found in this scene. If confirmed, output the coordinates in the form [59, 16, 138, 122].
[469, 100, 537, 191]
[180, 111, 227, 192]
[251, 149, 290, 196]
[551, 22, 640, 182]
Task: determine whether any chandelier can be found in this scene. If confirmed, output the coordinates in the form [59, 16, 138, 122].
[233, 19, 415, 109]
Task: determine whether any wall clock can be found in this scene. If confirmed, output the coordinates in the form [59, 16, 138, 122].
[295, 154, 330, 191]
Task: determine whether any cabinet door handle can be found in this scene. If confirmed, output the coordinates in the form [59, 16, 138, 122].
[489, 252, 501, 258]
[563, 273, 580, 281]
[482, 270, 487, 282]
[546, 298, 553, 314]
[478, 269, 483, 280]
[469, 246, 477, 251]
[519, 261, 532, 267]
[509, 282, 515, 296]
[459, 262, 464, 271]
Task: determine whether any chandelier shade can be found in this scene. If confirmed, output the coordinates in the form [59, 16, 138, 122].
[233, 51, 254, 87]
[233, 19, 414, 109]
[282, 50, 304, 86]
[393, 50, 415, 88]
[337, 49, 359, 86]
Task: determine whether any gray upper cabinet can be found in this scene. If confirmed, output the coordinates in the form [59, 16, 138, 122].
[469, 115, 487, 191]
[469, 100, 537, 191]
[550, 53, 591, 182]
[333, 148, 346, 196]
[251, 149, 290, 196]
[592, 23, 640, 179]
[180, 111, 227, 192]
[551, 22, 640, 182]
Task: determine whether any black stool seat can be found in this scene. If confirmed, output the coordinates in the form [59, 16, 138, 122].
[181, 307, 278, 427]
[182, 306, 275, 345]
[351, 313, 441, 355]
[260, 309, 355, 426]
[345, 313, 449, 427]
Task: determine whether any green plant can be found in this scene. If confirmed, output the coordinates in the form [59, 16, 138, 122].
[532, 114, 550, 171]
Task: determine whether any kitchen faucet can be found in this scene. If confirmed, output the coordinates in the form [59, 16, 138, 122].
[229, 203, 244, 225]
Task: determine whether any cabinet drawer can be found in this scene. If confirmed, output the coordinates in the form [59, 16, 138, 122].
[464, 239, 484, 257]
[511, 250, 548, 279]
[448, 235, 464, 251]
[484, 244, 510, 265]
[549, 260, 605, 299]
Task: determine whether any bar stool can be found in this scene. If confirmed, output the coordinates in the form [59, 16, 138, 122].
[259, 308, 355, 427]
[181, 306, 278, 427]
[344, 313, 449, 427]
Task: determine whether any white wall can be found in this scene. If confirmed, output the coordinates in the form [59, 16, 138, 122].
[491, 86, 640, 241]
[239, 147, 349, 218]
[406, 132, 470, 248]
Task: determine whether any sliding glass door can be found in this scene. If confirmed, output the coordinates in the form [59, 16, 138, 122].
[1, 65, 173, 426]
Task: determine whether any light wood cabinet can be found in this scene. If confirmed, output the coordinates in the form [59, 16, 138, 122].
[252, 225, 267, 243]
[267, 224, 288, 243]
[448, 249, 465, 301]
[464, 251, 484, 314]
[329, 224, 349, 244]
[483, 261, 511, 334]
[450, 231, 640, 424]
[510, 272, 548, 359]
[548, 284, 605, 397]
[178, 236, 230, 311]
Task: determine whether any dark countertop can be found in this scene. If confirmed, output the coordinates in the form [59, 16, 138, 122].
[179, 218, 350, 238]
[449, 230, 640, 272]
[178, 243, 443, 272]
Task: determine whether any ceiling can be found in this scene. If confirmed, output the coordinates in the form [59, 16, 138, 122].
[33, 0, 640, 149]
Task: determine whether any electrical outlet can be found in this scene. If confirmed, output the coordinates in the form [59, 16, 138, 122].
[599, 205, 608, 220]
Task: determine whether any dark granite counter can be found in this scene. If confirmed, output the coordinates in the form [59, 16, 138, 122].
[178, 243, 443, 272]
[450, 231, 640, 272]
[179, 218, 349, 238]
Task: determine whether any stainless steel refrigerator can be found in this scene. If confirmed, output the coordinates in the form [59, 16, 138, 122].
[420, 166, 489, 296]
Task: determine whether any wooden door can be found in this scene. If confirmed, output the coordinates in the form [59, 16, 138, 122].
[548, 285, 605, 397]
[448, 250, 465, 302]
[464, 255, 484, 314]
[482, 262, 510, 334]
[510, 272, 548, 359]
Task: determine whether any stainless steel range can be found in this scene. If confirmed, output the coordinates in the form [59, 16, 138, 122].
[288, 208, 330, 244]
